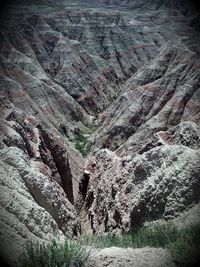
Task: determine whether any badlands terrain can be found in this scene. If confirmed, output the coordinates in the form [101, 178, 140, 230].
[0, 0, 200, 266]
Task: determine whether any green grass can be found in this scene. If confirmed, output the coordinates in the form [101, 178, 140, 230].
[80, 223, 200, 267]
[74, 133, 89, 157]
[130, 223, 179, 248]
[79, 223, 179, 249]
[71, 120, 101, 157]
[19, 224, 200, 267]
[19, 239, 89, 267]
[168, 224, 200, 267]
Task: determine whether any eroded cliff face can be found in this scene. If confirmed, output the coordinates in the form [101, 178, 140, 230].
[0, 0, 200, 265]
[0, 98, 85, 264]
[74, 0, 200, 235]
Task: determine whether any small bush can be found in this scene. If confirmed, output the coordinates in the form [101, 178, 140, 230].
[19, 239, 89, 267]
[74, 133, 89, 157]
[130, 223, 179, 248]
[168, 224, 200, 267]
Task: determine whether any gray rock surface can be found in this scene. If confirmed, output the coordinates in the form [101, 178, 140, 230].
[85, 247, 176, 267]
[79, 143, 200, 234]
[0, 100, 81, 264]
[172, 203, 200, 230]
[0, 0, 200, 265]
[0, 147, 66, 266]
[89, 44, 200, 154]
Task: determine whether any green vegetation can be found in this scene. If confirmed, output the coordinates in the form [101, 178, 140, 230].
[80, 223, 200, 267]
[168, 224, 200, 267]
[74, 132, 89, 157]
[71, 119, 101, 157]
[79, 223, 179, 249]
[19, 239, 89, 267]
[19, 223, 200, 267]
[130, 223, 179, 248]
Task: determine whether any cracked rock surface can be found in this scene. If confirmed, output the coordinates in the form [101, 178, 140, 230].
[0, 0, 200, 266]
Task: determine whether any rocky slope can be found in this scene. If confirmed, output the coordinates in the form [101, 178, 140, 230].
[0, 0, 200, 265]
[0, 97, 84, 265]
[78, 0, 200, 234]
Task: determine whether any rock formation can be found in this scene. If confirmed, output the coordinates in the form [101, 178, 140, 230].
[0, 0, 200, 266]
[80, 143, 200, 234]
[77, 0, 200, 235]
[0, 98, 83, 265]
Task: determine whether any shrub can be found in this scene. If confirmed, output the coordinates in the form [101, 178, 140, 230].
[19, 224, 200, 267]
[130, 223, 179, 248]
[74, 133, 89, 157]
[80, 223, 178, 249]
[19, 239, 89, 267]
[168, 224, 200, 267]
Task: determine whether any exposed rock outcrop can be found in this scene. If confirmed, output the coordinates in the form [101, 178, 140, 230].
[0, 98, 82, 264]
[0, 0, 200, 265]
[79, 141, 200, 234]
[0, 150, 65, 266]
[89, 44, 200, 154]
[77, 1, 200, 234]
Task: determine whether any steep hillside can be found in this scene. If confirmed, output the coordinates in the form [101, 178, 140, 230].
[0, 0, 200, 265]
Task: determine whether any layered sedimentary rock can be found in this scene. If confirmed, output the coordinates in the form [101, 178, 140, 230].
[0, 149, 65, 265]
[80, 141, 200, 233]
[0, 98, 82, 265]
[77, 0, 200, 234]
[89, 43, 200, 154]
[0, 7, 151, 122]
[0, 0, 200, 265]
